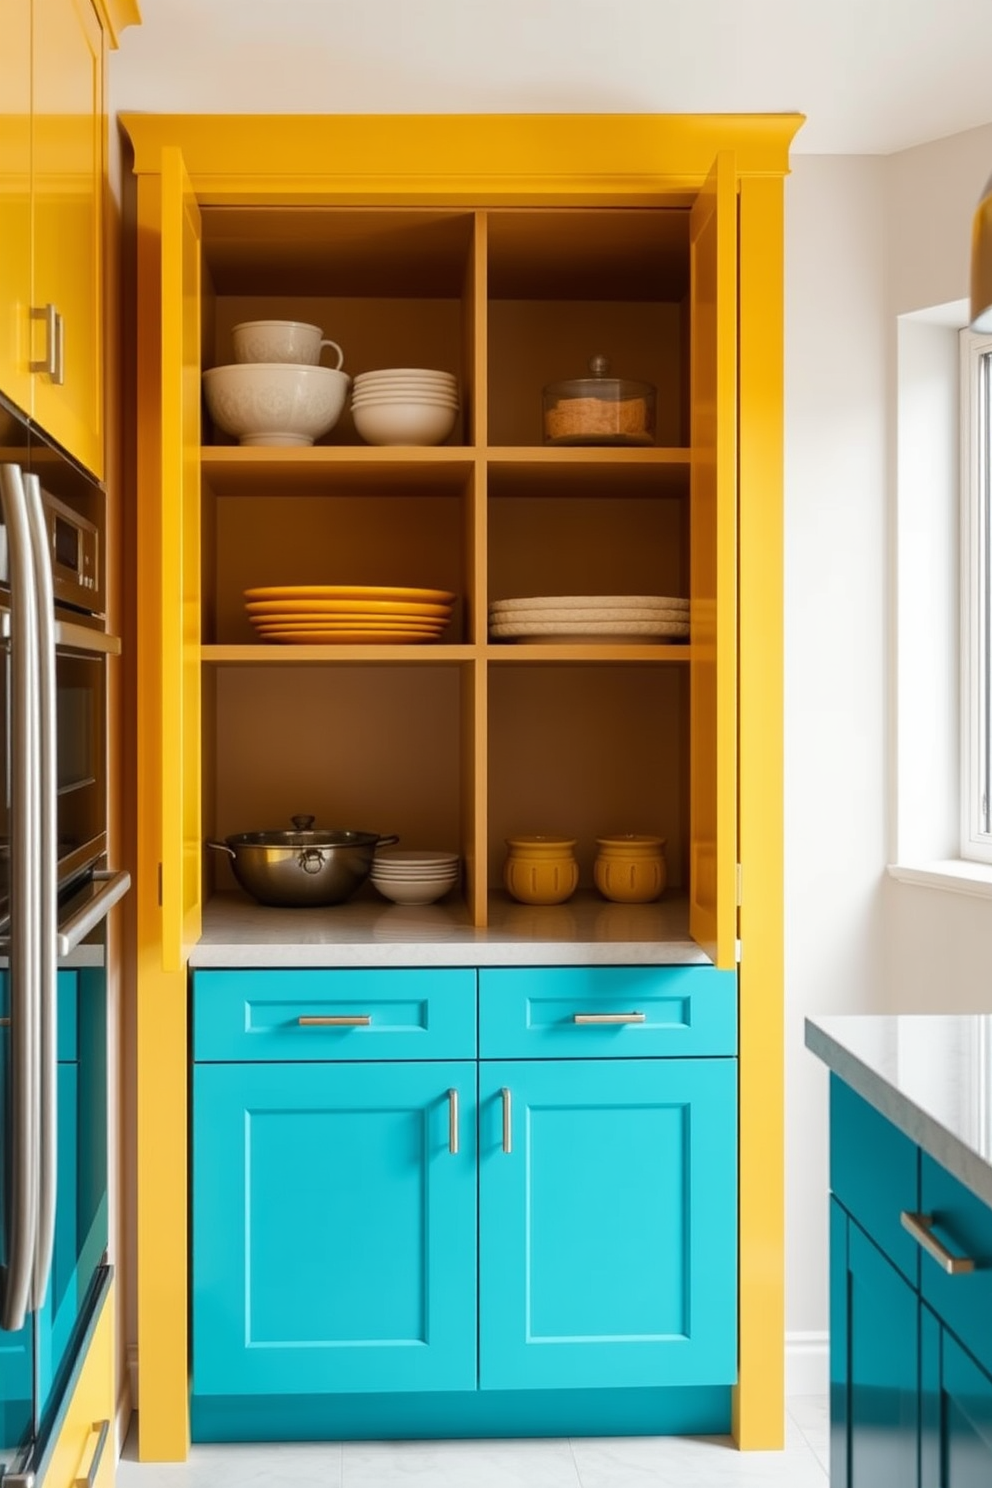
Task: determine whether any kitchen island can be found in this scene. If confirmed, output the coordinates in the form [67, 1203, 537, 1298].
[806, 1013, 992, 1486]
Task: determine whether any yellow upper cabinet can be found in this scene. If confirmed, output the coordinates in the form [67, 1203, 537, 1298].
[0, 0, 139, 477]
[0, 0, 33, 417]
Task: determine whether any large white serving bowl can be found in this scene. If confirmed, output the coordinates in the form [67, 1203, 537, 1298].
[203, 363, 350, 446]
[352, 399, 458, 447]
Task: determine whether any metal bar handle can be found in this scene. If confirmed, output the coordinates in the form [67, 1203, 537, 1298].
[29, 303, 58, 376]
[900, 1211, 976, 1275]
[0, 463, 40, 1333]
[24, 471, 57, 1308]
[501, 1087, 512, 1154]
[75, 1419, 110, 1488]
[448, 1088, 459, 1155]
[52, 309, 65, 386]
[56, 870, 132, 958]
[573, 1011, 646, 1025]
[297, 1014, 372, 1027]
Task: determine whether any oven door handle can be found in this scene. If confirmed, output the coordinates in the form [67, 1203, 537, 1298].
[56, 870, 132, 958]
[0, 463, 40, 1334]
[24, 472, 59, 1309]
[53, 617, 121, 656]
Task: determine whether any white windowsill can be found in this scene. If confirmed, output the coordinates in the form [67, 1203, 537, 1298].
[887, 859, 992, 898]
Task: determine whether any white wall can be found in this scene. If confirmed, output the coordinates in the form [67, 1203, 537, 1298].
[782, 126, 992, 1378]
[783, 155, 890, 1361]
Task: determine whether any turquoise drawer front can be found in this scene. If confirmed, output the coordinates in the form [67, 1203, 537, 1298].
[478, 965, 736, 1059]
[918, 1153, 992, 1377]
[193, 968, 476, 1061]
[830, 1077, 920, 1287]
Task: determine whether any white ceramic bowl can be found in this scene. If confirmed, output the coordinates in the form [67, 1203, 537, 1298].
[354, 368, 456, 384]
[372, 876, 458, 905]
[351, 391, 459, 408]
[352, 399, 458, 447]
[231, 320, 345, 369]
[203, 363, 350, 446]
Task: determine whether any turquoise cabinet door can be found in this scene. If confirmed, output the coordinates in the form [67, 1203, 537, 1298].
[833, 1207, 920, 1488]
[193, 1061, 477, 1397]
[478, 1057, 737, 1391]
[921, 1307, 992, 1487]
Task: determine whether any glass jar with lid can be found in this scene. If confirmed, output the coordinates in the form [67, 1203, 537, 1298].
[542, 354, 656, 446]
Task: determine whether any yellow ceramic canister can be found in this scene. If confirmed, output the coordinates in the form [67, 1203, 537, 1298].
[503, 835, 579, 906]
[593, 834, 667, 903]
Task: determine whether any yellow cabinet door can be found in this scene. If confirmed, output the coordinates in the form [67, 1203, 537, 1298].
[689, 152, 738, 970]
[0, 0, 33, 418]
[40, 1279, 115, 1488]
[159, 145, 203, 971]
[31, 0, 104, 477]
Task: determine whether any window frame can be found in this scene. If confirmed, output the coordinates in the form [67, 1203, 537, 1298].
[960, 328, 992, 864]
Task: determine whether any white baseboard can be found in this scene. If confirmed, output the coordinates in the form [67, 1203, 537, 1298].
[786, 1330, 829, 1397]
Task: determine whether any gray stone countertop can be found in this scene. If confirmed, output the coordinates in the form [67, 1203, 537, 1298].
[806, 1013, 992, 1208]
[189, 890, 709, 968]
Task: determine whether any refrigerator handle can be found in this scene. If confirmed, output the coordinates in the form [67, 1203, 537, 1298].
[24, 471, 58, 1309]
[0, 463, 41, 1333]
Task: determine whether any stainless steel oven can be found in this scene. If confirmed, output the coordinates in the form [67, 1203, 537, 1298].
[0, 407, 129, 1487]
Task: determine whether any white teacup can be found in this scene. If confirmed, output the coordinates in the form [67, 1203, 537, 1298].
[231, 319, 344, 369]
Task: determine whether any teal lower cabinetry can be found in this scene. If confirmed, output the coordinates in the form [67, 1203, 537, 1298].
[479, 1058, 737, 1392]
[192, 1060, 478, 1396]
[829, 1077, 992, 1487]
[190, 964, 739, 1441]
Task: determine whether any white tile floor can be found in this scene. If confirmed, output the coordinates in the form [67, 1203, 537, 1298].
[117, 1396, 829, 1487]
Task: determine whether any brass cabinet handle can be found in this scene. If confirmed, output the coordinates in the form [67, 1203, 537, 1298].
[297, 1014, 371, 1027]
[501, 1087, 512, 1154]
[448, 1088, 459, 1155]
[900, 1211, 976, 1275]
[75, 1419, 110, 1488]
[573, 1012, 646, 1024]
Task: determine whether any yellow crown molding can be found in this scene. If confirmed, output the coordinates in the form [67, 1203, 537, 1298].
[120, 112, 805, 205]
[91, 0, 141, 48]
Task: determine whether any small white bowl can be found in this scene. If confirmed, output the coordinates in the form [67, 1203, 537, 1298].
[203, 363, 350, 446]
[372, 876, 457, 905]
[352, 400, 458, 447]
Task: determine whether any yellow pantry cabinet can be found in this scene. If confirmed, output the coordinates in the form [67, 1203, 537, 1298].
[122, 112, 799, 1458]
[0, 0, 138, 478]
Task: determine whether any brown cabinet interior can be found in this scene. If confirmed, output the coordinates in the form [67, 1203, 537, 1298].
[197, 204, 695, 924]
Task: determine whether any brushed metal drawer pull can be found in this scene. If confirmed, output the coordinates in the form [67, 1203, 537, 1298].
[501, 1087, 512, 1154]
[76, 1418, 110, 1488]
[297, 1015, 371, 1027]
[900, 1211, 976, 1275]
[448, 1088, 459, 1155]
[573, 1012, 646, 1025]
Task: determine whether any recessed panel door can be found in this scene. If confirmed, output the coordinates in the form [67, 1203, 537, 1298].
[479, 1057, 737, 1391]
[193, 1061, 477, 1397]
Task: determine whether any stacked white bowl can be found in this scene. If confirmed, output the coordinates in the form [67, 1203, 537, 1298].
[370, 849, 460, 905]
[351, 368, 459, 446]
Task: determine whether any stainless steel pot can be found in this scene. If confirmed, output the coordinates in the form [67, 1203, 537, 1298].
[207, 815, 399, 907]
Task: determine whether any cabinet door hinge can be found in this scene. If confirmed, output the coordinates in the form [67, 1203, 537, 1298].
[157, 862, 163, 907]
[736, 863, 742, 907]
[735, 937, 742, 963]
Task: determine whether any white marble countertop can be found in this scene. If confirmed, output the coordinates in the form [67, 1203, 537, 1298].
[806, 1013, 992, 1208]
[189, 890, 709, 968]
